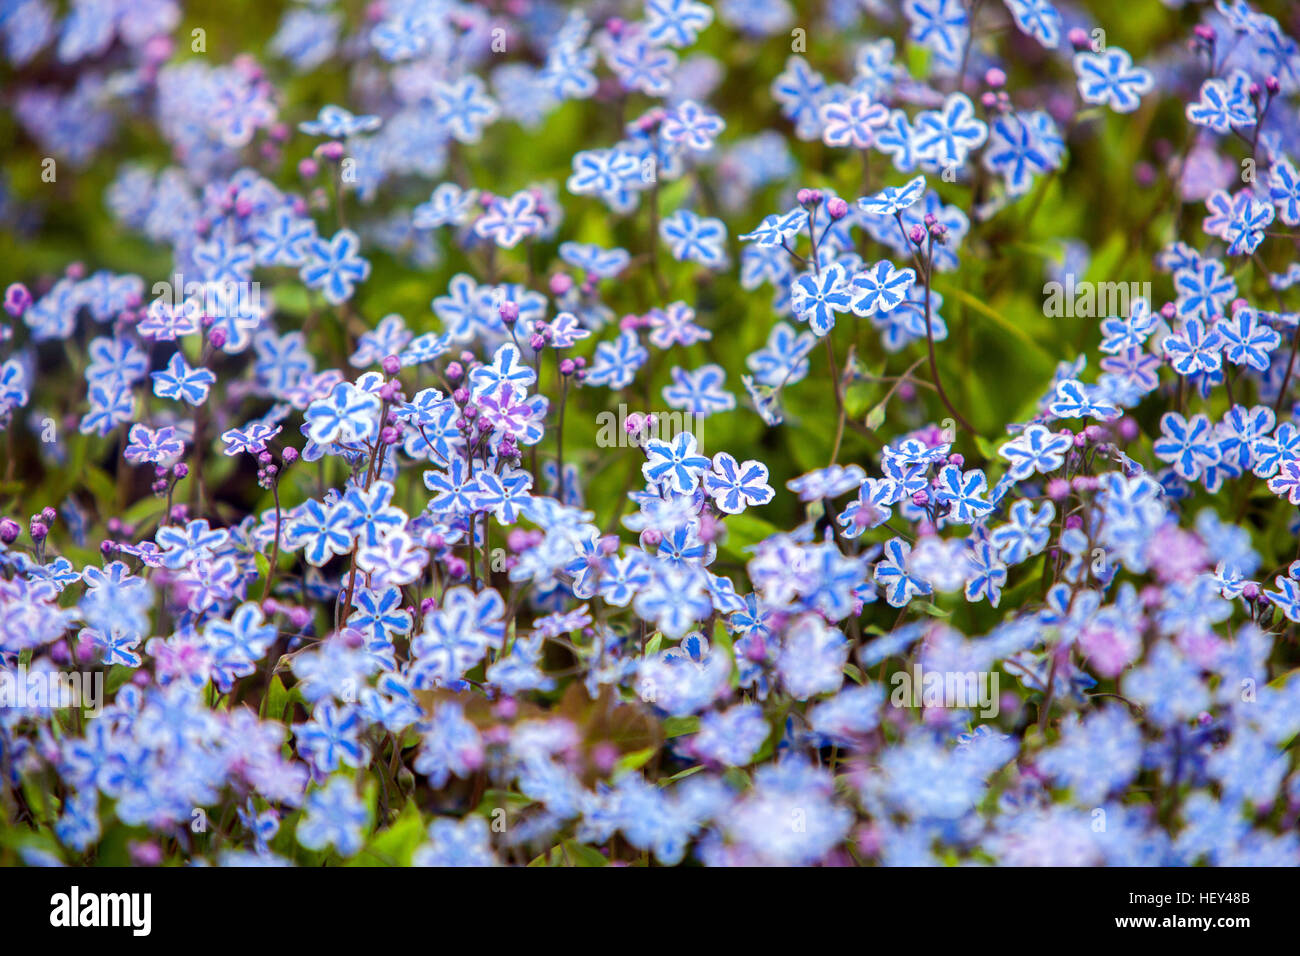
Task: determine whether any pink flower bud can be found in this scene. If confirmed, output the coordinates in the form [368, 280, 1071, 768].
[4, 283, 32, 317]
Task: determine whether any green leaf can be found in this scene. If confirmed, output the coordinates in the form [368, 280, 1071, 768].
[662, 715, 700, 738]
[561, 840, 608, 867]
[254, 550, 271, 585]
[349, 800, 424, 867]
[939, 284, 1053, 364]
[612, 746, 657, 778]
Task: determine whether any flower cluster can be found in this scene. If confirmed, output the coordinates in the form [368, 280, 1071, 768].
[2, 0, 1300, 867]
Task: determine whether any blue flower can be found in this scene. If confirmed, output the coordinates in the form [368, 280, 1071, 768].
[1162, 318, 1223, 376]
[790, 263, 852, 335]
[662, 363, 735, 416]
[662, 100, 726, 152]
[1048, 378, 1120, 421]
[660, 210, 728, 268]
[203, 602, 277, 692]
[1224, 194, 1274, 256]
[771, 56, 827, 138]
[1153, 411, 1220, 481]
[151, 352, 215, 406]
[414, 817, 498, 867]
[738, 207, 808, 247]
[1099, 297, 1157, 354]
[193, 236, 254, 284]
[1264, 574, 1300, 622]
[155, 519, 229, 570]
[348, 585, 412, 647]
[933, 465, 994, 524]
[1185, 75, 1255, 133]
[566, 147, 641, 201]
[983, 112, 1057, 195]
[300, 229, 371, 305]
[746, 321, 815, 387]
[220, 421, 281, 456]
[858, 175, 926, 216]
[413, 701, 483, 785]
[541, 30, 598, 100]
[902, 0, 969, 70]
[77, 382, 134, 439]
[584, 329, 649, 389]
[912, 93, 987, 167]
[338, 480, 406, 548]
[642, 431, 712, 494]
[692, 703, 769, 766]
[423, 457, 482, 515]
[875, 109, 920, 172]
[874, 538, 932, 607]
[1266, 458, 1300, 504]
[1218, 307, 1282, 371]
[1174, 258, 1236, 320]
[350, 313, 411, 369]
[1004, 0, 1062, 48]
[432, 76, 500, 144]
[1073, 47, 1153, 114]
[1268, 158, 1300, 226]
[819, 92, 888, 149]
[253, 206, 317, 267]
[412, 183, 477, 229]
[704, 453, 774, 513]
[287, 498, 355, 566]
[470, 342, 536, 399]
[295, 701, 371, 774]
[305, 381, 381, 445]
[964, 540, 1007, 606]
[608, 33, 677, 96]
[998, 424, 1073, 480]
[299, 104, 381, 138]
[558, 242, 630, 278]
[297, 777, 369, 857]
[473, 191, 544, 249]
[644, 0, 713, 48]
[123, 424, 185, 465]
[474, 467, 534, 524]
[991, 499, 1055, 565]
[851, 260, 916, 316]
